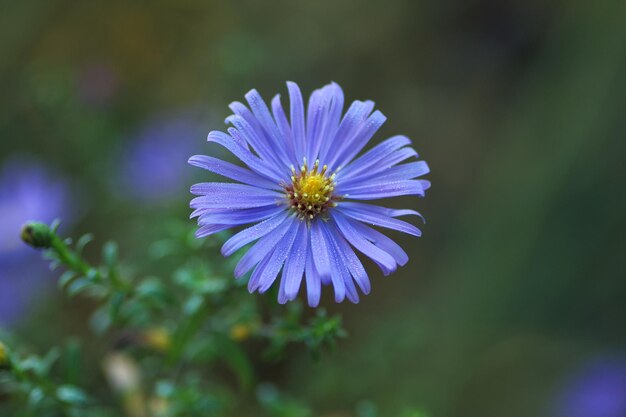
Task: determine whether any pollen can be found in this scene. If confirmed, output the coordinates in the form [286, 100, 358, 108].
[284, 158, 341, 220]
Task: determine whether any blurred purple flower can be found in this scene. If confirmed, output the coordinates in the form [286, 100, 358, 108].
[553, 357, 626, 417]
[76, 62, 119, 108]
[115, 113, 205, 202]
[0, 157, 72, 325]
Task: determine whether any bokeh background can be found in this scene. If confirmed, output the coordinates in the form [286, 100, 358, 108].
[1, 1, 625, 416]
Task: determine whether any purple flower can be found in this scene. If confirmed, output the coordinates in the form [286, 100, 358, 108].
[189, 82, 430, 306]
[0, 157, 72, 325]
[553, 357, 626, 417]
[116, 113, 205, 202]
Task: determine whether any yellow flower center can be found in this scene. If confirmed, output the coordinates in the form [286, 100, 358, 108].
[285, 158, 340, 220]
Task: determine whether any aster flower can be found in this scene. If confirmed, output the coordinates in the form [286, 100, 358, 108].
[189, 82, 430, 306]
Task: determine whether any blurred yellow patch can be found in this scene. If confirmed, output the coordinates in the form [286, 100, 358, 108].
[230, 324, 251, 341]
[143, 328, 171, 352]
[0, 342, 7, 366]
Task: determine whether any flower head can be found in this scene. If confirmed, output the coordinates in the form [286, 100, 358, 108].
[189, 82, 430, 306]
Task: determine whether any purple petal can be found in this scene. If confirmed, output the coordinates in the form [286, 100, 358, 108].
[244, 89, 293, 167]
[309, 220, 332, 284]
[320, 224, 349, 302]
[207, 130, 283, 180]
[279, 220, 308, 302]
[198, 206, 284, 226]
[225, 114, 284, 168]
[339, 139, 417, 182]
[190, 195, 279, 210]
[332, 110, 387, 169]
[194, 224, 231, 238]
[247, 253, 273, 292]
[190, 182, 281, 198]
[342, 265, 360, 304]
[340, 180, 426, 200]
[337, 202, 422, 237]
[287, 81, 306, 160]
[257, 219, 300, 293]
[324, 221, 371, 294]
[305, 86, 328, 162]
[271, 94, 297, 165]
[340, 160, 429, 190]
[221, 211, 290, 257]
[321, 100, 373, 168]
[234, 216, 295, 278]
[277, 266, 289, 304]
[332, 213, 396, 274]
[351, 221, 409, 266]
[188, 155, 279, 190]
[305, 245, 321, 307]
[317, 83, 345, 161]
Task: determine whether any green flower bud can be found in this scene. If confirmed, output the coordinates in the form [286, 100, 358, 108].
[21, 222, 54, 249]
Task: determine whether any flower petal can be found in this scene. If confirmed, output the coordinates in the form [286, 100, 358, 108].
[244, 89, 293, 167]
[207, 130, 283, 180]
[190, 182, 281, 197]
[221, 211, 290, 257]
[279, 220, 308, 302]
[194, 224, 231, 238]
[340, 160, 430, 190]
[339, 136, 416, 181]
[317, 83, 345, 161]
[287, 81, 306, 160]
[257, 220, 300, 293]
[337, 202, 422, 237]
[225, 114, 284, 168]
[271, 94, 297, 164]
[341, 180, 426, 200]
[320, 224, 349, 302]
[324, 221, 371, 294]
[305, 245, 321, 307]
[198, 206, 284, 226]
[332, 212, 396, 274]
[305, 86, 330, 162]
[234, 216, 294, 278]
[351, 221, 409, 266]
[321, 100, 373, 168]
[309, 220, 332, 284]
[188, 155, 279, 190]
[332, 110, 387, 169]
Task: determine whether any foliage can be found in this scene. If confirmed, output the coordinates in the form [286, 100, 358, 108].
[0, 220, 348, 417]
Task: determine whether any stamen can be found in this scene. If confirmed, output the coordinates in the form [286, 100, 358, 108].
[283, 157, 342, 221]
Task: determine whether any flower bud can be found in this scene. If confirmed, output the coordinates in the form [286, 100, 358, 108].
[21, 222, 54, 249]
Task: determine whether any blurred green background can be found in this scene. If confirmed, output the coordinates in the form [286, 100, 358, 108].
[1, 0, 625, 416]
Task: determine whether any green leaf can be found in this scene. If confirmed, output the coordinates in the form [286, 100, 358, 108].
[102, 241, 118, 267]
[75, 233, 94, 255]
[28, 387, 44, 407]
[109, 292, 125, 323]
[58, 271, 77, 289]
[56, 384, 88, 405]
[183, 295, 205, 317]
[67, 278, 92, 297]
